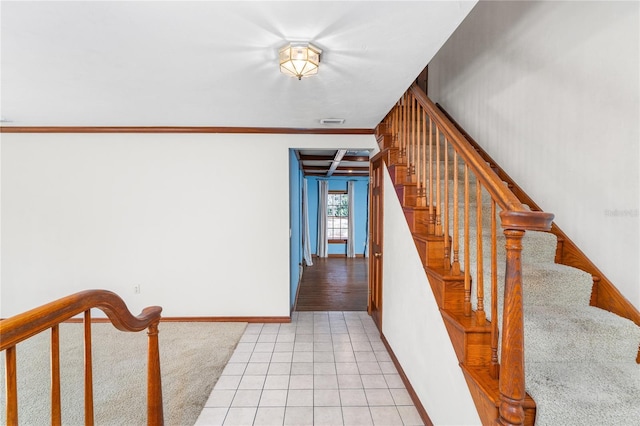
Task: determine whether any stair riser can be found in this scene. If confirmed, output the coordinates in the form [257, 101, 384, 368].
[395, 184, 417, 207]
[442, 318, 492, 367]
[412, 235, 450, 270]
[425, 270, 466, 314]
[388, 164, 409, 185]
[379, 147, 400, 166]
[403, 208, 429, 234]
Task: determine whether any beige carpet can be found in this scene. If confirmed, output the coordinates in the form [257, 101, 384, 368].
[0, 321, 246, 425]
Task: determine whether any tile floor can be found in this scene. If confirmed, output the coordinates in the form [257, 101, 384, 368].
[195, 311, 424, 426]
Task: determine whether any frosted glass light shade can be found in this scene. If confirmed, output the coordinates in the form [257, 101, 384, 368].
[279, 43, 322, 80]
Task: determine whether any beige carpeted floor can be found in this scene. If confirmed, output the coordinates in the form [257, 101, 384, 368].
[0, 321, 246, 425]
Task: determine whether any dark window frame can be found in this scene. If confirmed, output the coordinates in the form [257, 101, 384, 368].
[327, 190, 348, 243]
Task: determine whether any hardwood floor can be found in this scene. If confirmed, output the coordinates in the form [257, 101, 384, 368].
[295, 257, 369, 311]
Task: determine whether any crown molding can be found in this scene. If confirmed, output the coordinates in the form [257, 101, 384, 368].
[0, 126, 374, 135]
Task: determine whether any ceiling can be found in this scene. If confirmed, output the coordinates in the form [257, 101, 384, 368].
[297, 149, 370, 177]
[0, 1, 476, 129]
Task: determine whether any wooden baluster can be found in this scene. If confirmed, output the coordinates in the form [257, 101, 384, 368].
[464, 164, 471, 316]
[490, 199, 500, 379]
[147, 322, 164, 426]
[393, 102, 399, 148]
[397, 97, 403, 156]
[402, 94, 409, 169]
[84, 310, 94, 426]
[5, 346, 18, 425]
[407, 95, 416, 182]
[498, 229, 526, 426]
[407, 95, 416, 175]
[395, 98, 400, 153]
[388, 106, 394, 131]
[409, 94, 413, 175]
[403, 95, 408, 168]
[397, 97, 402, 156]
[386, 105, 391, 143]
[415, 103, 422, 204]
[428, 116, 435, 235]
[405, 94, 409, 160]
[388, 105, 393, 144]
[476, 182, 486, 323]
[397, 100, 402, 149]
[451, 151, 461, 275]
[406, 94, 410, 161]
[397, 101, 400, 146]
[435, 127, 442, 236]
[382, 112, 389, 135]
[411, 95, 417, 182]
[443, 137, 450, 267]
[52, 325, 62, 426]
[402, 93, 408, 161]
[421, 110, 427, 206]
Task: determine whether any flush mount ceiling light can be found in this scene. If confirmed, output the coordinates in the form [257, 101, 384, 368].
[279, 42, 322, 80]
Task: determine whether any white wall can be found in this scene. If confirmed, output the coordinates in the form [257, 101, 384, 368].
[429, 1, 640, 308]
[381, 169, 480, 425]
[0, 133, 376, 318]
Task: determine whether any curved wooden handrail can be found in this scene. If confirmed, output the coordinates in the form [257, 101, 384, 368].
[1, 289, 164, 425]
[0, 289, 162, 350]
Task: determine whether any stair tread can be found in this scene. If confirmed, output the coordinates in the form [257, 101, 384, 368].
[395, 182, 417, 188]
[423, 264, 463, 281]
[525, 361, 640, 425]
[461, 364, 536, 407]
[403, 205, 431, 211]
[524, 304, 640, 363]
[441, 309, 492, 332]
[412, 232, 445, 242]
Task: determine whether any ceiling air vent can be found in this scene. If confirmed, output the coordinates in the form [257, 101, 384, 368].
[320, 118, 345, 125]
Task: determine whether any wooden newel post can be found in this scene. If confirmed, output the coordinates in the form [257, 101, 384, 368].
[147, 322, 164, 426]
[498, 229, 526, 426]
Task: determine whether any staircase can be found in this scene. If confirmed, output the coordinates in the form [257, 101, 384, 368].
[375, 84, 640, 425]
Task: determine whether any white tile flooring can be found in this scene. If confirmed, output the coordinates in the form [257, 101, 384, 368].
[195, 311, 424, 426]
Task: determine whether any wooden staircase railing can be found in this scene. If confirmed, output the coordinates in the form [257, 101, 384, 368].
[0, 289, 164, 426]
[377, 83, 554, 425]
[437, 102, 640, 364]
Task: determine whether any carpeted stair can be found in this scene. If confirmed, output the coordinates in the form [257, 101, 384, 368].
[450, 156, 640, 425]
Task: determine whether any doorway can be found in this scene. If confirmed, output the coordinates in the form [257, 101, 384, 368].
[290, 149, 371, 312]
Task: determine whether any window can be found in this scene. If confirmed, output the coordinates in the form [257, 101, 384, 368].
[327, 191, 348, 242]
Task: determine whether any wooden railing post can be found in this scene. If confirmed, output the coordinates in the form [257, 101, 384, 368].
[84, 310, 94, 426]
[147, 321, 164, 426]
[498, 228, 526, 426]
[5, 346, 18, 425]
[51, 325, 62, 426]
